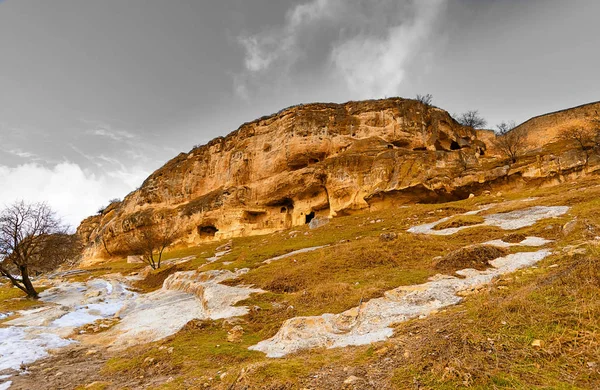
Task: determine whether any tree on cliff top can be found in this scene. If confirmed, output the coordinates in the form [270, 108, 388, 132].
[454, 110, 488, 129]
[493, 121, 528, 164]
[0, 201, 68, 298]
[416, 94, 433, 106]
[125, 223, 179, 270]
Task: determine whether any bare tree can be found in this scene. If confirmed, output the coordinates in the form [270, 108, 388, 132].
[558, 127, 598, 164]
[416, 94, 433, 106]
[0, 201, 67, 298]
[454, 110, 488, 129]
[493, 121, 528, 163]
[126, 223, 179, 270]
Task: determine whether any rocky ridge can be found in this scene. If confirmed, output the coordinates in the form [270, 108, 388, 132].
[77, 98, 600, 261]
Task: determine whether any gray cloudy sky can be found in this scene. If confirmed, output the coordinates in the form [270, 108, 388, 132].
[0, 0, 598, 227]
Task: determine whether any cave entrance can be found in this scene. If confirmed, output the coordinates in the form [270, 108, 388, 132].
[305, 211, 315, 224]
[198, 225, 218, 238]
[450, 141, 461, 150]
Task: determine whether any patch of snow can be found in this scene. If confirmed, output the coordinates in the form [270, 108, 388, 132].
[207, 250, 231, 263]
[250, 250, 551, 358]
[0, 381, 11, 390]
[408, 206, 569, 236]
[0, 327, 75, 373]
[0, 312, 13, 320]
[108, 269, 263, 347]
[483, 237, 553, 248]
[1, 277, 135, 377]
[263, 246, 329, 264]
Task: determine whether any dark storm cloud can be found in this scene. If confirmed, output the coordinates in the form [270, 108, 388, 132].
[0, 0, 598, 225]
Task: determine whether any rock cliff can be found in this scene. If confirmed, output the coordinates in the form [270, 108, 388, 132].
[77, 98, 600, 260]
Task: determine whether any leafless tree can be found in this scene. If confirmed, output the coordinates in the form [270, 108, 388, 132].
[125, 223, 179, 270]
[454, 110, 488, 129]
[0, 201, 67, 298]
[493, 121, 528, 163]
[558, 127, 599, 164]
[416, 94, 433, 106]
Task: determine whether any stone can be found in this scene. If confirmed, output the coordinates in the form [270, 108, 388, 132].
[343, 376, 361, 385]
[531, 339, 544, 348]
[469, 193, 475, 199]
[127, 255, 144, 264]
[379, 232, 398, 242]
[562, 219, 578, 236]
[227, 325, 244, 343]
[309, 217, 330, 230]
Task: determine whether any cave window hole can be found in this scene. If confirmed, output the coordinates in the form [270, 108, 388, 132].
[305, 212, 315, 224]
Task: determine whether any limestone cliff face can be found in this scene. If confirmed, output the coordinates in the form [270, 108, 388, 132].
[515, 101, 600, 149]
[77, 98, 600, 260]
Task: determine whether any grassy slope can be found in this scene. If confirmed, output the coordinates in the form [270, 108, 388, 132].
[96, 176, 600, 389]
[1, 171, 598, 388]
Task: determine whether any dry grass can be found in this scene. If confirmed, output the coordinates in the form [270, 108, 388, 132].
[433, 214, 485, 230]
[389, 248, 600, 389]
[433, 245, 509, 274]
[13, 174, 600, 389]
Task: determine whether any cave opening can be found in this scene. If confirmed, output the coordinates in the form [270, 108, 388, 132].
[198, 225, 218, 238]
[305, 211, 315, 224]
[450, 141, 461, 150]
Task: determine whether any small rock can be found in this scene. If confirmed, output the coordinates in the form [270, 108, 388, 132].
[227, 325, 244, 343]
[562, 220, 578, 236]
[343, 376, 361, 384]
[144, 357, 155, 364]
[379, 232, 398, 242]
[496, 192, 503, 197]
[587, 361, 597, 368]
[216, 240, 233, 252]
[220, 372, 227, 380]
[85, 349, 98, 356]
[55, 372, 63, 377]
[469, 193, 475, 199]
[309, 217, 330, 230]
[548, 264, 559, 268]
[531, 339, 544, 348]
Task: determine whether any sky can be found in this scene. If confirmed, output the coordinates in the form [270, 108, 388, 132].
[0, 0, 598, 227]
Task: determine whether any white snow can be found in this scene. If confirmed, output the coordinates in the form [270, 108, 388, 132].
[0, 382, 11, 390]
[0, 312, 13, 320]
[0, 278, 135, 383]
[408, 206, 569, 236]
[111, 269, 263, 347]
[0, 327, 74, 372]
[263, 246, 329, 264]
[250, 250, 551, 357]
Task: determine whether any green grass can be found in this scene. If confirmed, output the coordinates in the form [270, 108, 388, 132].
[6, 174, 600, 388]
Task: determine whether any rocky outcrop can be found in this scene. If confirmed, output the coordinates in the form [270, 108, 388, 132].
[77, 98, 600, 261]
[514, 101, 600, 149]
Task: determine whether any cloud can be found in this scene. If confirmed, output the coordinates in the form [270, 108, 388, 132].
[5, 148, 38, 159]
[236, 0, 447, 99]
[331, 1, 447, 98]
[82, 119, 136, 142]
[89, 127, 135, 142]
[0, 162, 148, 229]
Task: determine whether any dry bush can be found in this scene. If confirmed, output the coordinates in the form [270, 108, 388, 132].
[433, 215, 484, 230]
[502, 232, 527, 243]
[433, 245, 509, 273]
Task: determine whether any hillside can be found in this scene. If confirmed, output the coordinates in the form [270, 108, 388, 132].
[78, 99, 600, 264]
[1, 99, 599, 390]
